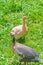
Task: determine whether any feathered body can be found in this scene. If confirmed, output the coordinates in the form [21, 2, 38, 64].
[12, 36, 40, 62]
[10, 16, 28, 40]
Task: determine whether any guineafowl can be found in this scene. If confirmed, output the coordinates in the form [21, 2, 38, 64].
[10, 16, 28, 40]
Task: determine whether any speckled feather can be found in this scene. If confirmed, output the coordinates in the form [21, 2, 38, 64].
[13, 42, 40, 62]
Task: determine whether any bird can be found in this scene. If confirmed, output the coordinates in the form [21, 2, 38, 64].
[12, 35, 40, 65]
[10, 16, 28, 40]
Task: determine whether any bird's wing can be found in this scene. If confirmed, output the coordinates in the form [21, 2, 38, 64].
[14, 46, 24, 59]
[15, 43, 39, 58]
[12, 25, 22, 33]
[11, 25, 23, 37]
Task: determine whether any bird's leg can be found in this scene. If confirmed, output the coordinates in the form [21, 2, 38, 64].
[24, 62, 26, 65]
[25, 62, 28, 65]
[19, 61, 21, 65]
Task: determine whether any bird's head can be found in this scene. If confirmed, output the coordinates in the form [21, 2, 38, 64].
[23, 16, 26, 22]
[10, 30, 15, 36]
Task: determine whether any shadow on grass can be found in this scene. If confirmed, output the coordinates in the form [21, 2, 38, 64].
[17, 37, 25, 44]
[12, 61, 40, 65]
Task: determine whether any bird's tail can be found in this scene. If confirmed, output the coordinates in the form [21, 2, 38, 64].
[35, 57, 43, 63]
[39, 59, 43, 63]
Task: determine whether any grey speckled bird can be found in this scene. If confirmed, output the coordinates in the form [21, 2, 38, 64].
[12, 36, 40, 65]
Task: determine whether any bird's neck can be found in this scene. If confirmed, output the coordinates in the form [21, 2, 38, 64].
[12, 36, 16, 45]
[23, 20, 26, 26]
[22, 20, 26, 31]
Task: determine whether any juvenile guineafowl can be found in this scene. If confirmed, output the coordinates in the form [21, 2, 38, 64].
[10, 16, 28, 40]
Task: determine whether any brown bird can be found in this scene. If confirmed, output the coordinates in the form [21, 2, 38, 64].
[10, 16, 28, 40]
[12, 35, 40, 65]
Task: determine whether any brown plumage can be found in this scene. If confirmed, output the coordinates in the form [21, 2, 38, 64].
[10, 16, 28, 40]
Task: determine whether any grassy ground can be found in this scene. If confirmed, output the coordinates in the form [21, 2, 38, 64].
[0, 0, 43, 65]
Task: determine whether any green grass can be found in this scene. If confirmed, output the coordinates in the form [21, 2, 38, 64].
[0, 0, 43, 65]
